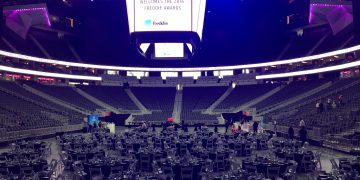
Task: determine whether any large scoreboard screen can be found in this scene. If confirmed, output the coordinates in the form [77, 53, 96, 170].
[134, 0, 192, 32]
[126, 0, 206, 59]
[127, 0, 206, 39]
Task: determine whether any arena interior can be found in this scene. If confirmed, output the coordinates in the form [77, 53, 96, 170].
[0, 0, 360, 179]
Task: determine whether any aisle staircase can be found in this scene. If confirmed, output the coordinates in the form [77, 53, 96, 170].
[232, 86, 282, 113]
[125, 89, 150, 114]
[205, 86, 234, 114]
[29, 34, 52, 59]
[22, 84, 89, 115]
[172, 89, 183, 123]
[74, 87, 121, 114]
[1, 36, 18, 52]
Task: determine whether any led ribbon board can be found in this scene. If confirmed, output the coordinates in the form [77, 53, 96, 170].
[0, 65, 102, 81]
[256, 60, 360, 80]
[0, 44, 360, 72]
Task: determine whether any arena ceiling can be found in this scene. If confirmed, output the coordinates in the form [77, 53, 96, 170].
[5, 0, 354, 67]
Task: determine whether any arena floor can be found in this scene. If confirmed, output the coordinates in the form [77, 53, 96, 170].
[0, 126, 355, 179]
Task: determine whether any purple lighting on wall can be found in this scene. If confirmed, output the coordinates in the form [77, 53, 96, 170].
[309, 5, 314, 23]
[4, 7, 51, 27]
[309, 3, 348, 24]
[309, 3, 353, 35]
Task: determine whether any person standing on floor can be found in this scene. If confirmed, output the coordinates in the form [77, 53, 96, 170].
[316, 102, 320, 113]
[299, 119, 305, 128]
[332, 100, 337, 109]
[338, 94, 344, 106]
[327, 98, 332, 110]
[299, 126, 308, 146]
[225, 119, 230, 134]
[319, 101, 324, 113]
[253, 121, 259, 133]
[288, 126, 294, 140]
[273, 120, 277, 136]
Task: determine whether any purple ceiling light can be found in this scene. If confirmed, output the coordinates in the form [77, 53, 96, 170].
[309, 3, 352, 23]
[309, 3, 353, 35]
[3, 6, 52, 39]
[311, 3, 348, 7]
[3, 7, 51, 27]
[309, 4, 314, 23]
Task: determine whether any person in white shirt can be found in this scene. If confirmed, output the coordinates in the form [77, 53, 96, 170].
[273, 120, 277, 136]
[316, 102, 320, 113]
[299, 119, 305, 127]
[327, 98, 332, 110]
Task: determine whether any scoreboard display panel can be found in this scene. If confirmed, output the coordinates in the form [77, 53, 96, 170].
[126, 0, 207, 59]
[134, 0, 192, 32]
[127, 0, 206, 39]
[155, 43, 184, 58]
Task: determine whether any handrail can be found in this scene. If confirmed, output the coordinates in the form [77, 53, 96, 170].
[0, 65, 102, 81]
[256, 59, 360, 79]
[0, 124, 83, 142]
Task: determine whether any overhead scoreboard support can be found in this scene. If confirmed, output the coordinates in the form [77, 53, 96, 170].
[126, 0, 207, 60]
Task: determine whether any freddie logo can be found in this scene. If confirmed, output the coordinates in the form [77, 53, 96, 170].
[145, 19, 152, 26]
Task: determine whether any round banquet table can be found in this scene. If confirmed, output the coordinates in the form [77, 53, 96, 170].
[0, 159, 47, 174]
[83, 159, 130, 178]
[339, 159, 360, 172]
[68, 149, 105, 161]
[242, 157, 291, 177]
[274, 149, 314, 167]
[160, 159, 203, 180]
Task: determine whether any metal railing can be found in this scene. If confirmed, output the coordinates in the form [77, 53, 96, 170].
[323, 136, 360, 153]
[0, 124, 83, 143]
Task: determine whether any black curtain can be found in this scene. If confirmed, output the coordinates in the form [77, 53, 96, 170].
[0, 4, 3, 35]
[353, 0, 360, 43]
[222, 111, 243, 123]
[102, 113, 131, 126]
